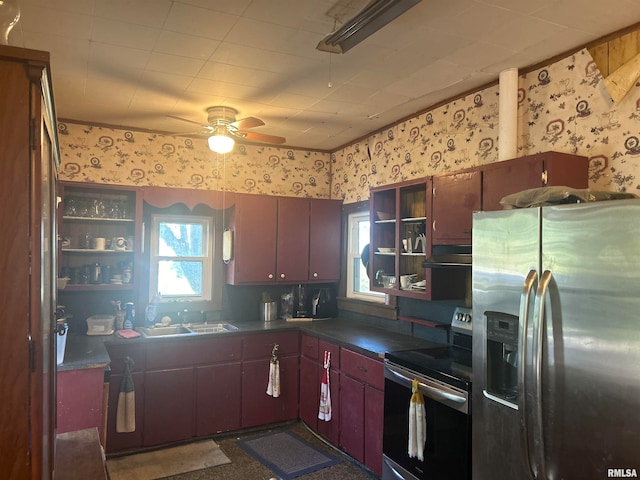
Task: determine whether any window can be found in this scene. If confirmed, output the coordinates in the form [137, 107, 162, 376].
[149, 214, 214, 302]
[346, 211, 384, 302]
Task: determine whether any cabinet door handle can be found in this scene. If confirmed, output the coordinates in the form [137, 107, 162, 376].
[313, 272, 318, 278]
[268, 273, 274, 279]
[280, 273, 286, 279]
[432, 220, 436, 232]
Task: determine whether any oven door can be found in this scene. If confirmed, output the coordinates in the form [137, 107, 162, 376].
[383, 361, 471, 480]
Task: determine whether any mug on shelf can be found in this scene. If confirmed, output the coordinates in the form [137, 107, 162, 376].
[111, 236, 129, 251]
[92, 237, 106, 250]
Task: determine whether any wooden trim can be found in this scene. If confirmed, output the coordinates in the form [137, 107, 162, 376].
[337, 200, 397, 318]
[338, 296, 397, 320]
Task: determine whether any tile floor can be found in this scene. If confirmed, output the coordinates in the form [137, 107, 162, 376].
[162, 421, 378, 480]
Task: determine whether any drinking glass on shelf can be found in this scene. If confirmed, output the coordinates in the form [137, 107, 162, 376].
[63, 197, 77, 216]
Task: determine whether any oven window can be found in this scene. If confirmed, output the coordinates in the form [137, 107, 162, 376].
[383, 378, 471, 479]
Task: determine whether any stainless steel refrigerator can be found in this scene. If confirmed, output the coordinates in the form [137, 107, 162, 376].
[472, 199, 640, 479]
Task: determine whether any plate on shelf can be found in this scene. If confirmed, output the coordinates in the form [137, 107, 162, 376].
[376, 211, 394, 221]
[377, 247, 395, 254]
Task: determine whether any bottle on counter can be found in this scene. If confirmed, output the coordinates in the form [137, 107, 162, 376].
[145, 293, 161, 327]
[124, 302, 135, 330]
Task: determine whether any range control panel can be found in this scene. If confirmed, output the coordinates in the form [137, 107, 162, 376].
[451, 307, 472, 335]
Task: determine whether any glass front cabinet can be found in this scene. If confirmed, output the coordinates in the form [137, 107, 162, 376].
[58, 182, 142, 292]
[370, 177, 466, 301]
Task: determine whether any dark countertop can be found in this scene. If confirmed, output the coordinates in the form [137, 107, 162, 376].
[57, 317, 442, 372]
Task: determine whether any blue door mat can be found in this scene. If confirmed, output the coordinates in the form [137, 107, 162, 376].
[237, 430, 339, 479]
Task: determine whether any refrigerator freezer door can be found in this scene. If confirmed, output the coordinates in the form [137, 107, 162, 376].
[472, 207, 541, 479]
[540, 200, 640, 478]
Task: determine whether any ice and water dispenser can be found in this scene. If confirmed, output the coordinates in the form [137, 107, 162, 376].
[485, 311, 519, 406]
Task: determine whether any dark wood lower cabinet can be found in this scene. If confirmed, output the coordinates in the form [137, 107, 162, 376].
[104, 332, 382, 476]
[241, 355, 299, 428]
[340, 373, 365, 462]
[364, 385, 384, 475]
[105, 372, 145, 454]
[143, 368, 194, 447]
[339, 348, 384, 476]
[299, 355, 320, 430]
[196, 362, 242, 436]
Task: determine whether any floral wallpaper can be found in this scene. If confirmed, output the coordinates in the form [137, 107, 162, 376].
[331, 48, 640, 204]
[58, 48, 640, 205]
[57, 123, 332, 199]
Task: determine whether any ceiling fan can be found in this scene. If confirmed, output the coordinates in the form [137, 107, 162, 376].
[168, 106, 286, 153]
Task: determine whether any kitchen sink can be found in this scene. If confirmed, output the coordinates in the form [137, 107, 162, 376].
[186, 322, 238, 334]
[139, 325, 193, 337]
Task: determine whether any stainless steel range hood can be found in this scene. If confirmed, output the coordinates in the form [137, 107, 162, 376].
[423, 254, 471, 268]
[423, 245, 471, 268]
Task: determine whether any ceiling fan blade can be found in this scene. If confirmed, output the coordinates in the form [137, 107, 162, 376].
[166, 114, 205, 127]
[171, 130, 210, 137]
[237, 131, 286, 144]
[230, 116, 265, 130]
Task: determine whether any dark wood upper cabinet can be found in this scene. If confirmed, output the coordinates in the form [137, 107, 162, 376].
[432, 171, 482, 245]
[309, 199, 342, 282]
[226, 194, 278, 284]
[276, 197, 310, 283]
[482, 152, 589, 211]
[226, 194, 341, 285]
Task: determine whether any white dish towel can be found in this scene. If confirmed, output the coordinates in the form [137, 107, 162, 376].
[318, 350, 332, 421]
[266, 344, 280, 398]
[408, 378, 426, 461]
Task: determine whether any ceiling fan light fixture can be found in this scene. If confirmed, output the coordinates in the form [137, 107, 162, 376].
[208, 133, 234, 154]
[317, 0, 421, 54]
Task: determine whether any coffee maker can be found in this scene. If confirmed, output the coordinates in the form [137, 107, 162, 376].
[294, 284, 308, 318]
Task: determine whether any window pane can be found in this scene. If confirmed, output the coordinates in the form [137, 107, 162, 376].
[358, 219, 369, 253]
[158, 260, 203, 296]
[353, 258, 370, 293]
[158, 222, 204, 257]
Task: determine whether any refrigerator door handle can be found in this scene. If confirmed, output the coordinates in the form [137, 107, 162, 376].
[518, 269, 538, 479]
[530, 269, 553, 480]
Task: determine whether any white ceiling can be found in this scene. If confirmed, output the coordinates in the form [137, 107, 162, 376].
[7, 0, 640, 151]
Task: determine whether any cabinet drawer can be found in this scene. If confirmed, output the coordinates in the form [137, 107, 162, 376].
[318, 339, 340, 370]
[243, 331, 299, 360]
[340, 349, 383, 390]
[146, 336, 242, 370]
[301, 334, 319, 360]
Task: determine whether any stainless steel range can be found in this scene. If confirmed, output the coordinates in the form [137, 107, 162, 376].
[382, 307, 472, 480]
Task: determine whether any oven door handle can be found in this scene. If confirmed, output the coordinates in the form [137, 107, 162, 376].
[386, 366, 467, 404]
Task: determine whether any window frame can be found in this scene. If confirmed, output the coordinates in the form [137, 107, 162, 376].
[148, 213, 214, 303]
[346, 210, 385, 303]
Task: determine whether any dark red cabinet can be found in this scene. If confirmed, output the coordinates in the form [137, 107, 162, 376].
[196, 362, 242, 436]
[242, 355, 300, 428]
[226, 194, 342, 284]
[432, 171, 481, 245]
[143, 368, 194, 446]
[482, 151, 589, 211]
[105, 372, 145, 454]
[309, 199, 342, 281]
[316, 340, 340, 445]
[299, 335, 320, 430]
[339, 348, 384, 476]
[226, 194, 278, 284]
[241, 332, 300, 428]
[276, 197, 310, 282]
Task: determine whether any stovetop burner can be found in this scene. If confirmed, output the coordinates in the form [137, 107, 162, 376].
[385, 307, 473, 391]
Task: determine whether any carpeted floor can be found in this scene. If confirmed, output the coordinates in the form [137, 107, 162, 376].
[160, 422, 378, 480]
